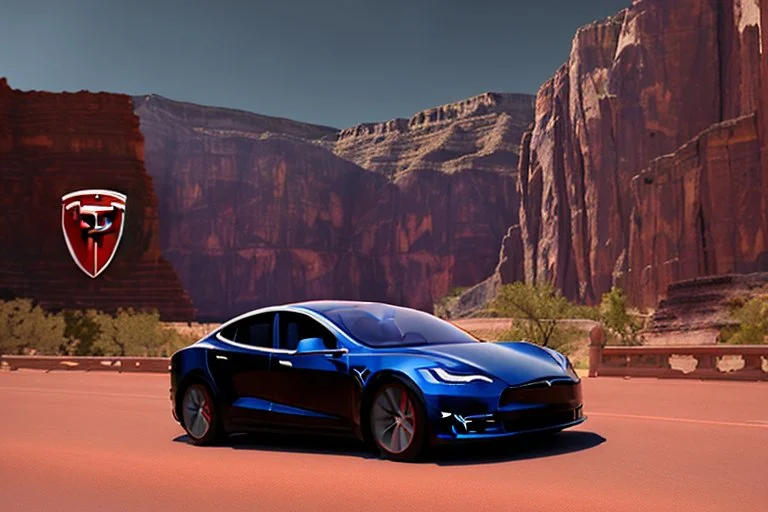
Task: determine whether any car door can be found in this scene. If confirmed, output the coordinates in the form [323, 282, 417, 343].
[208, 312, 280, 427]
[269, 311, 357, 432]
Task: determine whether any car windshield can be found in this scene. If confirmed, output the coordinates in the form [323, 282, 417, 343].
[320, 303, 479, 348]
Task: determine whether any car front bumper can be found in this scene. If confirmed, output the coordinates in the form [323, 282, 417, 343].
[431, 405, 586, 443]
[422, 378, 586, 444]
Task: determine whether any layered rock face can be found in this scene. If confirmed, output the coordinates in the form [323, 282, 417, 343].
[643, 272, 768, 345]
[334, 92, 533, 178]
[502, 0, 765, 309]
[134, 93, 532, 319]
[627, 114, 766, 307]
[762, 0, 768, 174]
[0, 79, 195, 320]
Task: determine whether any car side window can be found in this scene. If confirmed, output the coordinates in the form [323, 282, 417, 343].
[278, 312, 337, 351]
[219, 313, 275, 349]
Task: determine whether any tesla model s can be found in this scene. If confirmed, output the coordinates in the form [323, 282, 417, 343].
[170, 300, 585, 461]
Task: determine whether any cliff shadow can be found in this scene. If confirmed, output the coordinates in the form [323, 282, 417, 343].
[172, 430, 606, 466]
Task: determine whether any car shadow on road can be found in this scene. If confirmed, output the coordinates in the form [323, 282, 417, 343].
[430, 431, 606, 466]
[172, 430, 605, 466]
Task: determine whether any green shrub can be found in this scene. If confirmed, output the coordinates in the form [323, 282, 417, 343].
[599, 286, 643, 346]
[499, 321, 582, 356]
[93, 308, 195, 357]
[0, 300, 196, 356]
[720, 297, 768, 345]
[568, 304, 601, 321]
[0, 299, 66, 355]
[490, 282, 574, 349]
[62, 309, 104, 356]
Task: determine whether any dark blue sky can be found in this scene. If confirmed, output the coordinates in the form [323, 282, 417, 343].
[0, 0, 629, 128]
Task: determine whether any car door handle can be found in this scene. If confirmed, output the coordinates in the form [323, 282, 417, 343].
[215, 355, 228, 361]
[278, 360, 293, 367]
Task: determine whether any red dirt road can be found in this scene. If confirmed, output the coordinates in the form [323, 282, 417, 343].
[2, 371, 767, 512]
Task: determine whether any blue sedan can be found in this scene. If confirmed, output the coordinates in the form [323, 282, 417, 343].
[170, 300, 585, 461]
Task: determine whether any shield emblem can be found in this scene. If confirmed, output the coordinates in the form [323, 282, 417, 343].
[61, 189, 127, 278]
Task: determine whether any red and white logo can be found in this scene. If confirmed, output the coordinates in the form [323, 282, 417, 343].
[61, 189, 127, 278]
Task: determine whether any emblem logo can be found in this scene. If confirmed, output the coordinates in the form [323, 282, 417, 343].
[61, 189, 127, 278]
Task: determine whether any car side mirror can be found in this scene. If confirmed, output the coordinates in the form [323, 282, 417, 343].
[296, 337, 326, 353]
[294, 337, 347, 357]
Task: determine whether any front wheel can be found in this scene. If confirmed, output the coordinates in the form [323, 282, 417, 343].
[369, 381, 427, 462]
[180, 382, 223, 445]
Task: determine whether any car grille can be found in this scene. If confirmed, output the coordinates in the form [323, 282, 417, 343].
[502, 406, 583, 433]
[499, 378, 582, 408]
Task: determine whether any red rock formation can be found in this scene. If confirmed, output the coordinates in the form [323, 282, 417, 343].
[627, 114, 766, 307]
[0, 79, 195, 320]
[503, 0, 764, 308]
[762, 0, 768, 174]
[334, 92, 533, 177]
[134, 93, 532, 319]
[643, 272, 768, 345]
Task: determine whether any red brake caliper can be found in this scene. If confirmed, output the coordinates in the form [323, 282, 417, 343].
[200, 399, 211, 423]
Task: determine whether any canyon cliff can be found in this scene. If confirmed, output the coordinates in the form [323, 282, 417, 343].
[134, 93, 533, 319]
[0, 78, 195, 320]
[762, 0, 768, 186]
[490, 0, 766, 310]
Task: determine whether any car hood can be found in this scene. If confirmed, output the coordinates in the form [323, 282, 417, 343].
[405, 341, 570, 386]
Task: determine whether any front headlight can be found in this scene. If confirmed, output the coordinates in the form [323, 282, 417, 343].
[419, 367, 493, 384]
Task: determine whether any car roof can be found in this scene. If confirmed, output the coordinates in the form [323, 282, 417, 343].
[290, 300, 397, 314]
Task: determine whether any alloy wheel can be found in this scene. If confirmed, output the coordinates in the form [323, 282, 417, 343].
[371, 384, 417, 454]
[182, 385, 212, 440]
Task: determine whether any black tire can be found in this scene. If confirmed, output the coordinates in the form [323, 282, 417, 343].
[180, 382, 224, 446]
[368, 380, 428, 462]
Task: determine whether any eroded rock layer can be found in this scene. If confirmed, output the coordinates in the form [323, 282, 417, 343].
[0, 79, 195, 320]
[334, 92, 534, 177]
[501, 0, 765, 308]
[642, 272, 768, 345]
[627, 114, 767, 307]
[761, 0, 768, 173]
[134, 93, 532, 319]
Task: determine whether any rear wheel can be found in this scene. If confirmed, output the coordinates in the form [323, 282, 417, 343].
[180, 382, 223, 445]
[369, 381, 427, 462]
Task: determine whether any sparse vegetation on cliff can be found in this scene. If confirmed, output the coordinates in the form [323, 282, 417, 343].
[0, 299, 197, 357]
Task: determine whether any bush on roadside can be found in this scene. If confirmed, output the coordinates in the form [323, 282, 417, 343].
[0, 299, 66, 355]
[62, 309, 104, 356]
[499, 320, 583, 356]
[568, 304, 601, 321]
[0, 299, 196, 356]
[92, 308, 196, 357]
[719, 297, 768, 345]
[490, 282, 580, 353]
[599, 286, 644, 346]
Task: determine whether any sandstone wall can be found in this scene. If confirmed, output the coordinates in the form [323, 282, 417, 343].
[134, 93, 532, 319]
[0, 79, 195, 320]
[762, 0, 768, 172]
[627, 114, 766, 307]
[504, 0, 764, 308]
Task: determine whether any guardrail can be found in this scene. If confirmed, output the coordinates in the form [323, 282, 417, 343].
[4, 334, 768, 381]
[588, 326, 768, 381]
[0, 355, 170, 373]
